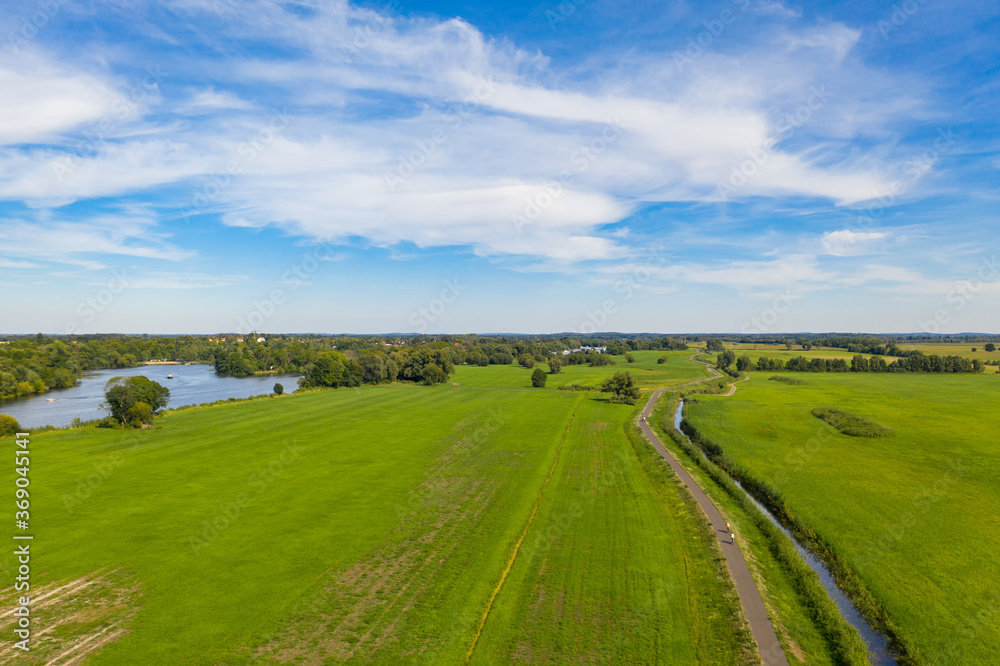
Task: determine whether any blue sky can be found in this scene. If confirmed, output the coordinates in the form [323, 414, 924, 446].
[0, 0, 997, 334]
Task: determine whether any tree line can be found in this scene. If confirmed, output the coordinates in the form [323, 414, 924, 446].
[718, 351, 984, 374]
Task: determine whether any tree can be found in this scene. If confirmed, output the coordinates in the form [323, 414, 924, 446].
[531, 367, 547, 387]
[736, 355, 752, 372]
[548, 356, 562, 374]
[422, 363, 448, 385]
[273, 382, 284, 395]
[103, 376, 170, 427]
[518, 354, 536, 369]
[717, 350, 736, 370]
[0, 414, 21, 437]
[657, 355, 667, 364]
[705, 339, 725, 352]
[986, 343, 996, 352]
[600, 371, 641, 404]
[625, 353, 636, 363]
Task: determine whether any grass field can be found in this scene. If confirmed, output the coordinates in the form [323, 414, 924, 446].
[451, 349, 711, 389]
[1, 360, 745, 664]
[473, 395, 753, 664]
[685, 372, 1000, 664]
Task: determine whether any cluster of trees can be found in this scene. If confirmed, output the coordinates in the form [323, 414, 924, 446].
[604, 337, 688, 355]
[562, 351, 615, 367]
[600, 371, 641, 404]
[712, 333, 1000, 351]
[298, 348, 458, 388]
[103, 376, 170, 427]
[723, 353, 984, 374]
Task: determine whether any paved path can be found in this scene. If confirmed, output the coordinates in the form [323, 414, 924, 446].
[639, 388, 789, 666]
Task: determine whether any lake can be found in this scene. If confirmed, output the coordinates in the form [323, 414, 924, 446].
[0, 364, 300, 429]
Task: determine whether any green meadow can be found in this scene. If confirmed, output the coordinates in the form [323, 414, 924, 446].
[685, 372, 1000, 664]
[474, 395, 753, 664]
[1, 358, 742, 664]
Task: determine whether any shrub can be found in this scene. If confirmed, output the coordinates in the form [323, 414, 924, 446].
[531, 367, 547, 387]
[273, 382, 284, 395]
[0, 414, 22, 437]
[812, 408, 894, 438]
[768, 376, 804, 385]
[625, 353, 635, 363]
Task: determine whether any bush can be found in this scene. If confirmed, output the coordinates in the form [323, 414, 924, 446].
[0, 414, 22, 437]
[518, 354, 536, 369]
[273, 383, 284, 395]
[531, 367, 547, 387]
[548, 356, 562, 374]
[812, 408, 894, 438]
[657, 355, 667, 364]
[127, 401, 153, 426]
[768, 376, 804, 385]
[422, 363, 448, 385]
[625, 353, 635, 363]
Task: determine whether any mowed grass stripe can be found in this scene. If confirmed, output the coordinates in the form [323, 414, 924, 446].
[472, 395, 754, 664]
[465, 395, 583, 663]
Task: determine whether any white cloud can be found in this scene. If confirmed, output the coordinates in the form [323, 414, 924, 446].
[0, 1, 928, 266]
[821, 229, 888, 256]
[115, 272, 247, 289]
[0, 51, 119, 146]
[0, 217, 192, 265]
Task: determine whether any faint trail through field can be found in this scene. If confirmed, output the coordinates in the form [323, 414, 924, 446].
[464, 397, 582, 664]
[639, 380, 788, 665]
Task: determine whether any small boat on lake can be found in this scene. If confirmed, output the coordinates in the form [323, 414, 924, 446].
[167, 373, 173, 379]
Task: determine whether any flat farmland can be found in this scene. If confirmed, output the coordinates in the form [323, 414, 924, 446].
[1, 361, 744, 664]
[684, 372, 1000, 664]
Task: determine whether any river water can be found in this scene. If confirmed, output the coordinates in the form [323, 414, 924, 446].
[0, 364, 300, 429]
[674, 400, 896, 665]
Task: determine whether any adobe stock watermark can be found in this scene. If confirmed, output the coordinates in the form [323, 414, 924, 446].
[716, 85, 831, 201]
[236, 242, 341, 334]
[408, 278, 467, 333]
[181, 108, 290, 222]
[857, 459, 967, 572]
[61, 433, 141, 514]
[384, 77, 497, 191]
[740, 288, 801, 334]
[7, 0, 67, 52]
[544, 0, 588, 30]
[393, 407, 505, 521]
[877, 0, 928, 40]
[187, 441, 302, 555]
[64, 268, 130, 336]
[340, 1, 401, 63]
[512, 118, 624, 234]
[918, 255, 999, 334]
[50, 67, 167, 182]
[575, 247, 668, 335]
[852, 128, 956, 234]
[671, 0, 751, 72]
